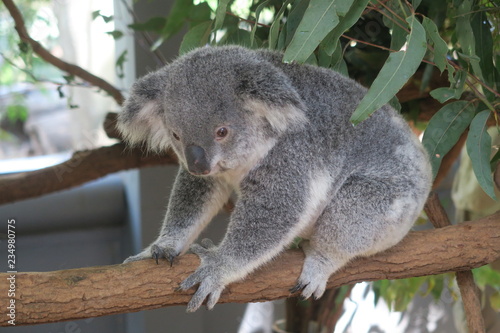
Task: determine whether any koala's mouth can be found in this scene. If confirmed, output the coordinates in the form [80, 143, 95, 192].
[188, 162, 229, 177]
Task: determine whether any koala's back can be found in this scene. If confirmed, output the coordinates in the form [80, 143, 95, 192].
[255, 49, 431, 196]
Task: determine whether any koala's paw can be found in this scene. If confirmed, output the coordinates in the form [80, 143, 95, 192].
[123, 241, 179, 266]
[151, 244, 178, 266]
[178, 239, 226, 312]
[289, 242, 335, 300]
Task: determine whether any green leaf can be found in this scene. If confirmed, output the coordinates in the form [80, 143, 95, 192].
[285, 0, 311, 48]
[188, 3, 213, 28]
[106, 30, 124, 40]
[471, 11, 495, 88]
[268, 0, 293, 50]
[115, 50, 128, 79]
[473, 265, 500, 289]
[321, 41, 348, 75]
[491, 292, 500, 311]
[321, 0, 370, 56]
[283, 0, 355, 63]
[92, 10, 101, 21]
[412, 0, 423, 9]
[430, 87, 458, 103]
[179, 21, 213, 55]
[490, 149, 500, 172]
[422, 101, 475, 179]
[57, 85, 65, 98]
[456, 0, 484, 82]
[128, 17, 167, 33]
[161, 0, 193, 36]
[446, 63, 456, 85]
[383, 3, 408, 51]
[62, 75, 75, 84]
[214, 0, 232, 33]
[92, 10, 113, 23]
[6, 104, 28, 122]
[429, 275, 445, 301]
[350, 15, 426, 125]
[224, 29, 252, 48]
[466, 110, 497, 200]
[422, 17, 448, 73]
[250, 0, 272, 48]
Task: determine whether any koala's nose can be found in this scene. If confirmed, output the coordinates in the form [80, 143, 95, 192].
[185, 145, 211, 175]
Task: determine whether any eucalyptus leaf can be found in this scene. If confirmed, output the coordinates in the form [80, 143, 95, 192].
[284, 0, 356, 63]
[214, 0, 231, 33]
[106, 30, 123, 40]
[285, 0, 310, 47]
[446, 63, 456, 85]
[268, 0, 293, 50]
[429, 87, 457, 103]
[456, 0, 484, 82]
[382, 2, 408, 50]
[322, 0, 370, 56]
[179, 21, 212, 55]
[422, 17, 448, 73]
[466, 110, 497, 200]
[422, 101, 475, 179]
[471, 11, 495, 88]
[250, 0, 271, 48]
[224, 29, 253, 48]
[128, 17, 167, 34]
[159, 0, 194, 40]
[350, 15, 426, 125]
[188, 3, 213, 28]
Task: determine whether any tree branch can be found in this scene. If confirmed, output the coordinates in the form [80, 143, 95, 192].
[425, 192, 486, 333]
[0, 144, 177, 205]
[1, 0, 125, 106]
[1, 213, 499, 326]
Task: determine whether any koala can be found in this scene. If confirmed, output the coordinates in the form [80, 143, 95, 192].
[118, 46, 432, 312]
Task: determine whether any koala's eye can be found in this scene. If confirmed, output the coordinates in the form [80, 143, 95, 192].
[216, 127, 229, 139]
[172, 132, 180, 141]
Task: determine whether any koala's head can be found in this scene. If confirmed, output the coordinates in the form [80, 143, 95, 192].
[117, 46, 307, 176]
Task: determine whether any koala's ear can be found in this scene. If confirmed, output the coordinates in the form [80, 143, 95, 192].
[117, 69, 171, 151]
[235, 63, 308, 134]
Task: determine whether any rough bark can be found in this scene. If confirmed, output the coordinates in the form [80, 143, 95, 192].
[425, 192, 486, 333]
[0, 144, 177, 205]
[1, 213, 499, 326]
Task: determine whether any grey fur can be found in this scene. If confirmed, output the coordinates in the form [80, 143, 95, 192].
[118, 46, 432, 312]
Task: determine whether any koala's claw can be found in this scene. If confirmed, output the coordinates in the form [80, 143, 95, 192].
[151, 244, 178, 266]
[152, 251, 159, 265]
[289, 283, 305, 294]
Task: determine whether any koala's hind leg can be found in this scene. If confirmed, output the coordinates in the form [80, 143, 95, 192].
[293, 175, 421, 300]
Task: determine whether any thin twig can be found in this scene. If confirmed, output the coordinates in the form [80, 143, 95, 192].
[226, 11, 272, 28]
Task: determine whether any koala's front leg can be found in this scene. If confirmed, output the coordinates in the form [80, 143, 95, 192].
[179, 169, 311, 311]
[124, 168, 231, 265]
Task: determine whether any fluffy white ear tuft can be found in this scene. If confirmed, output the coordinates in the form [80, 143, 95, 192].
[117, 101, 171, 152]
[244, 99, 308, 135]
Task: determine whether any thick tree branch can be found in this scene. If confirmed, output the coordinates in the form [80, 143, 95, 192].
[425, 192, 486, 333]
[2, 0, 125, 106]
[0, 144, 177, 205]
[1, 213, 499, 326]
